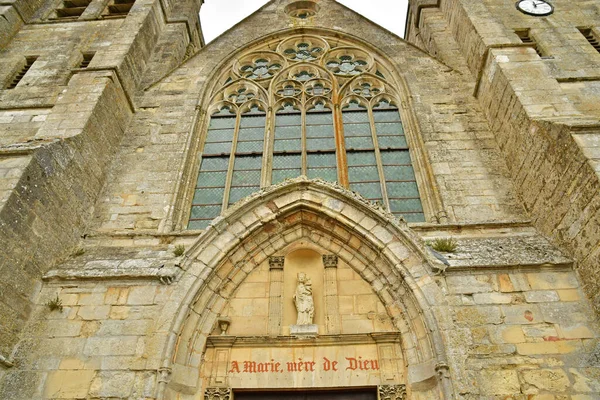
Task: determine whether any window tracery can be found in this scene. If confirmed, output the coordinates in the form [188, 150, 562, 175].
[187, 34, 428, 229]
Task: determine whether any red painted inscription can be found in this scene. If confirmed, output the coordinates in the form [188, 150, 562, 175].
[228, 356, 379, 374]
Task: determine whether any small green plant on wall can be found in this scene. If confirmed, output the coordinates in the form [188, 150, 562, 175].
[173, 245, 185, 257]
[429, 238, 458, 253]
[45, 295, 63, 312]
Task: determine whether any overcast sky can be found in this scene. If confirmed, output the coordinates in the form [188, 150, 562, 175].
[200, 0, 409, 44]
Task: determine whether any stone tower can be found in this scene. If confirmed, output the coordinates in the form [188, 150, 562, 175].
[0, 0, 598, 399]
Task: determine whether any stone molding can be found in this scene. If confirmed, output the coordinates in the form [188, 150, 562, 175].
[204, 387, 232, 400]
[378, 384, 407, 400]
[207, 333, 401, 348]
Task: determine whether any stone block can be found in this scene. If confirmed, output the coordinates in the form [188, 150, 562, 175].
[454, 306, 503, 326]
[78, 305, 110, 320]
[44, 370, 95, 399]
[526, 272, 579, 290]
[478, 369, 521, 395]
[89, 371, 135, 398]
[473, 292, 513, 304]
[521, 369, 570, 393]
[524, 290, 560, 303]
[84, 336, 139, 356]
[127, 286, 156, 305]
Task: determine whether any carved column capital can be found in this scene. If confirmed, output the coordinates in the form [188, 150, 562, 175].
[204, 387, 232, 400]
[378, 384, 407, 400]
[269, 256, 285, 270]
[322, 254, 338, 268]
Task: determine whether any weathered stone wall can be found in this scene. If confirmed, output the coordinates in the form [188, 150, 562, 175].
[408, 0, 600, 311]
[0, 0, 203, 362]
[0, 0, 599, 399]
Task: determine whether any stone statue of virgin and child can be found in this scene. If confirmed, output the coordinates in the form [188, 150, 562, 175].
[293, 272, 314, 326]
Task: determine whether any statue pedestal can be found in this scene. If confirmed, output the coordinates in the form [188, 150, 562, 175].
[290, 324, 318, 337]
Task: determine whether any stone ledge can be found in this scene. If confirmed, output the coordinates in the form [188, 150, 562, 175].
[207, 333, 401, 348]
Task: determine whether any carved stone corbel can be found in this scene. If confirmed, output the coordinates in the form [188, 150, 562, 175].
[378, 384, 407, 400]
[204, 387, 232, 400]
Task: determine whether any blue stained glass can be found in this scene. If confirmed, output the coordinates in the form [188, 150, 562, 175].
[274, 139, 302, 152]
[380, 151, 412, 165]
[386, 181, 420, 198]
[307, 167, 337, 181]
[204, 142, 233, 154]
[232, 169, 261, 185]
[342, 111, 369, 123]
[229, 186, 259, 204]
[375, 122, 404, 135]
[200, 157, 230, 171]
[307, 138, 336, 151]
[272, 154, 302, 169]
[276, 114, 302, 125]
[197, 171, 227, 186]
[209, 117, 236, 129]
[192, 187, 225, 205]
[349, 182, 382, 200]
[399, 213, 426, 223]
[389, 198, 424, 213]
[343, 123, 371, 136]
[345, 136, 374, 150]
[348, 165, 380, 181]
[306, 112, 333, 125]
[234, 155, 262, 170]
[240, 115, 266, 128]
[377, 135, 407, 149]
[236, 140, 264, 153]
[190, 205, 221, 219]
[308, 153, 336, 167]
[372, 110, 401, 122]
[383, 165, 416, 181]
[347, 151, 377, 166]
[272, 168, 301, 183]
[238, 127, 265, 141]
[275, 125, 301, 139]
[306, 124, 334, 137]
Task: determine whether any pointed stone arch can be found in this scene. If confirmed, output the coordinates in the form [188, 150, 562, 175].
[158, 178, 453, 399]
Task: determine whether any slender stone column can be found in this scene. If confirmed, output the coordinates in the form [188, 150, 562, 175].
[323, 254, 340, 334]
[267, 256, 285, 336]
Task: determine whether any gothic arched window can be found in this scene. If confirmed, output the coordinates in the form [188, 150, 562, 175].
[187, 35, 427, 230]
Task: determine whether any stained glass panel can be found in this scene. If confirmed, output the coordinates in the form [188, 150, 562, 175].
[372, 110, 401, 122]
[342, 111, 369, 124]
[307, 138, 335, 151]
[197, 171, 227, 187]
[306, 112, 333, 125]
[274, 139, 302, 152]
[192, 187, 225, 205]
[349, 182, 383, 201]
[348, 165, 380, 181]
[276, 114, 302, 125]
[275, 125, 301, 139]
[209, 117, 236, 129]
[377, 135, 407, 149]
[347, 151, 377, 166]
[375, 122, 404, 135]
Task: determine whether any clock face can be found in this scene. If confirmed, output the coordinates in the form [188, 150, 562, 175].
[516, 0, 554, 16]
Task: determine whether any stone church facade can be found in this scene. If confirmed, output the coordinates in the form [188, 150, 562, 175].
[0, 0, 599, 398]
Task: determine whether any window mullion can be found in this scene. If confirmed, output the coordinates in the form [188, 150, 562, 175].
[333, 103, 350, 188]
[221, 112, 242, 211]
[263, 106, 274, 188]
[368, 105, 391, 211]
[301, 96, 308, 176]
